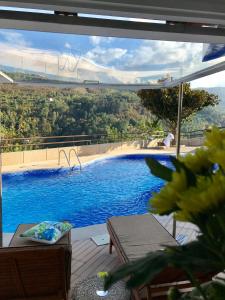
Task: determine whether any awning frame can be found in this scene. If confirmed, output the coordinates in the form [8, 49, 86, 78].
[0, 10, 225, 44]
[1, 0, 225, 27]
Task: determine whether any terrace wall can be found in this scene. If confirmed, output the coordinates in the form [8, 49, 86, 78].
[2, 137, 202, 167]
[2, 140, 142, 167]
[181, 136, 204, 147]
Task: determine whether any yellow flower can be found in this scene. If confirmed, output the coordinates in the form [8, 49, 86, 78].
[150, 170, 187, 215]
[209, 149, 225, 169]
[204, 127, 225, 150]
[175, 172, 225, 221]
[179, 148, 212, 173]
[203, 127, 225, 169]
[98, 272, 108, 279]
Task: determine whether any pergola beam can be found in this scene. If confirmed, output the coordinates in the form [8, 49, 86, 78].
[1, 0, 225, 26]
[0, 10, 225, 43]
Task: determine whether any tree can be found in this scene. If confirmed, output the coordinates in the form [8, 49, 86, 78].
[137, 83, 219, 136]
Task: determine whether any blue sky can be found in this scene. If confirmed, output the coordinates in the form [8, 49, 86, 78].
[0, 28, 224, 86]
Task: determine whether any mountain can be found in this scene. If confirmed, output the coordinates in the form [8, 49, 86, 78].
[198, 87, 225, 108]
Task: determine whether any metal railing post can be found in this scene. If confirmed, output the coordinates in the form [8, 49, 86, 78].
[173, 82, 184, 238]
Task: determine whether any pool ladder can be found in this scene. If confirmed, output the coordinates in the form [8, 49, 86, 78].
[58, 148, 82, 171]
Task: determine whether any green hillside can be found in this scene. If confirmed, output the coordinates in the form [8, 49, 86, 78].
[0, 84, 155, 140]
[1, 81, 225, 147]
[200, 87, 225, 108]
[181, 87, 225, 132]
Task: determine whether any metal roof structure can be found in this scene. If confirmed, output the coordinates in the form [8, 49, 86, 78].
[1, 1, 225, 27]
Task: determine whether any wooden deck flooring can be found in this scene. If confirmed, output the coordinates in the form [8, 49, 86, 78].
[70, 215, 198, 291]
[71, 238, 120, 289]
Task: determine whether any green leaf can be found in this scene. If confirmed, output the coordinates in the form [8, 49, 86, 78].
[170, 156, 197, 187]
[168, 287, 182, 300]
[104, 250, 168, 290]
[104, 240, 223, 293]
[145, 157, 173, 181]
[178, 280, 225, 300]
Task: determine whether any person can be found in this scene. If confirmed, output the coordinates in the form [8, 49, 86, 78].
[163, 132, 174, 147]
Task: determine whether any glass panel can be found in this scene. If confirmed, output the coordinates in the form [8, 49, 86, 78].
[0, 28, 224, 86]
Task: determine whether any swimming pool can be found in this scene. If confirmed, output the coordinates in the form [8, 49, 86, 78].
[3, 154, 172, 232]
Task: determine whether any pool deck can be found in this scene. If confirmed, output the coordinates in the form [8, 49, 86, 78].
[3, 214, 198, 293]
[71, 215, 198, 291]
[2, 146, 196, 173]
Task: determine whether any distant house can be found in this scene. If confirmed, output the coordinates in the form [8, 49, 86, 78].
[0, 71, 13, 83]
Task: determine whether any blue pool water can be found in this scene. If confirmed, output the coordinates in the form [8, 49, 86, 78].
[3, 154, 172, 232]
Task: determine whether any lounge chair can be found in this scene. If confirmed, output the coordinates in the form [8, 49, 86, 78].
[0, 224, 72, 300]
[107, 214, 212, 300]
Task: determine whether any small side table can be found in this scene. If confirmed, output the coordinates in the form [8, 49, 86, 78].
[9, 223, 71, 247]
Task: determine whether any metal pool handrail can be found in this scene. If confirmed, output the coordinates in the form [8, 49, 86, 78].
[58, 149, 71, 167]
[69, 148, 82, 171]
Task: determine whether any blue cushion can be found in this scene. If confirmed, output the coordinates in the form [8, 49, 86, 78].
[20, 221, 72, 244]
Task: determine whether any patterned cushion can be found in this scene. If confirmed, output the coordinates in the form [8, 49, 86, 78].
[20, 221, 72, 244]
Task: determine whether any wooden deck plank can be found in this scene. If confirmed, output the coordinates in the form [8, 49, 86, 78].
[72, 240, 97, 262]
[71, 239, 91, 254]
[75, 247, 110, 278]
[70, 217, 198, 292]
[72, 244, 107, 275]
[71, 243, 105, 272]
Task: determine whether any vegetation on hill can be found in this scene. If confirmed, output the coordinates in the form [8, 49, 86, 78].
[1, 82, 225, 151]
[0, 84, 156, 141]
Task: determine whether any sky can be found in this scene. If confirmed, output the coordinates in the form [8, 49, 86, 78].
[191, 71, 225, 88]
[0, 27, 224, 86]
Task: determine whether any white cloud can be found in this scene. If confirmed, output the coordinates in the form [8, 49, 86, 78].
[0, 29, 224, 86]
[85, 46, 127, 65]
[191, 71, 225, 88]
[0, 42, 164, 84]
[89, 36, 102, 45]
[89, 36, 114, 46]
[65, 42, 72, 49]
[124, 40, 203, 71]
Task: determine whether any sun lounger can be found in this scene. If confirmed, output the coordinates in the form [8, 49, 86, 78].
[107, 214, 212, 299]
